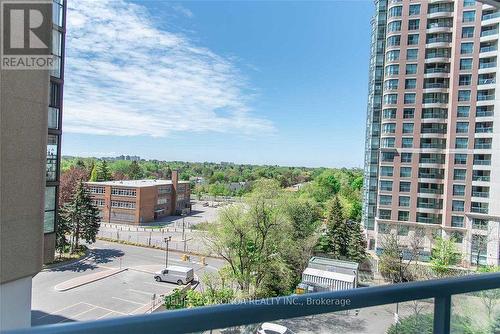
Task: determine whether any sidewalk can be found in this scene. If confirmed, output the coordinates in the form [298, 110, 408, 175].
[54, 267, 127, 291]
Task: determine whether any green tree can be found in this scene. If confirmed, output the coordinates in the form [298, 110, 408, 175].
[379, 234, 414, 283]
[430, 237, 461, 278]
[346, 221, 367, 262]
[127, 160, 143, 179]
[59, 182, 101, 253]
[320, 196, 349, 258]
[89, 164, 98, 182]
[387, 313, 477, 334]
[206, 179, 296, 297]
[93, 160, 112, 181]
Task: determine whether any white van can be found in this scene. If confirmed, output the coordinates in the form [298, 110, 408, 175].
[154, 266, 194, 285]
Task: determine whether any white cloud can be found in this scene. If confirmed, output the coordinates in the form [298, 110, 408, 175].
[64, 0, 274, 137]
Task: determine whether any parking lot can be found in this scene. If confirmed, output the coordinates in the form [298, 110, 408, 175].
[32, 240, 224, 326]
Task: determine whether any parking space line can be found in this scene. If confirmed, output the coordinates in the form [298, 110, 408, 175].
[111, 296, 145, 306]
[81, 303, 128, 316]
[143, 281, 171, 287]
[96, 311, 114, 319]
[128, 288, 154, 296]
[36, 302, 84, 320]
[58, 307, 96, 323]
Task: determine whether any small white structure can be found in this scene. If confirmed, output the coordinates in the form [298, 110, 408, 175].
[302, 267, 356, 291]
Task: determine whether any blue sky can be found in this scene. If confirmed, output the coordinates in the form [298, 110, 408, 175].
[62, 0, 373, 168]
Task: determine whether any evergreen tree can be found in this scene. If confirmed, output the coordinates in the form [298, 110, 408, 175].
[89, 164, 98, 181]
[59, 181, 101, 253]
[96, 160, 112, 181]
[128, 160, 143, 179]
[324, 195, 349, 258]
[347, 221, 367, 262]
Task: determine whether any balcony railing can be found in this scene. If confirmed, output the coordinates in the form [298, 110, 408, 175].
[482, 12, 500, 21]
[476, 110, 494, 117]
[474, 143, 492, 149]
[481, 29, 499, 37]
[479, 62, 497, 69]
[473, 175, 490, 182]
[480, 46, 498, 53]
[477, 94, 495, 101]
[472, 191, 489, 198]
[6, 273, 500, 334]
[478, 78, 496, 85]
[475, 127, 493, 133]
[474, 159, 492, 165]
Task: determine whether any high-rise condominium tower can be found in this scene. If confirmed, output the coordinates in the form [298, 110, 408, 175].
[363, 0, 500, 266]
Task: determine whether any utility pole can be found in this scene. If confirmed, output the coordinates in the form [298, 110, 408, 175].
[164, 236, 172, 268]
[395, 251, 404, 330]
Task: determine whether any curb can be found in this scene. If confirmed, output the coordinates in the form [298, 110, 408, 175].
[42, 249, 90, 271]
[54, 268, 127, 292]
[96, 236, 223, 260]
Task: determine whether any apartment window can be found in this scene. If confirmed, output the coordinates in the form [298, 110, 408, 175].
[158, 186, 172, 195]
[386, 50, 400, 62]
[388, 20, 402, 33]
[379, 209, 392, 220]
[451, 231, 464, 243]
[455, 138, 468, 149]
[383, 123, 396, 134]
[378, 223, 390, 234]
[157, 197, 169, 205]
[402, 123, 414, 133]
[458, 90, 471, 102]
[460, 58, 473, 70]
[454, 169, 466, 181]
[407, 49, 418, 60]
[382, 137, 396, 148]
[404, 93, 416, 104]
[399, 181, 411, 192]
[402, 138, 413, 148]
[44, 186, 56, 233]
[408, 20, 420, 31]
[387, 35, 401, 47]
[384, 94, 398, 105]
[401, 153, 412, 163]
[400, 167, 412, 178]
[409, 4, 420, 15]
[406, 64, 417, 74]
[92, 199, 105, 207]
[385, 64, 399, 75]
[49, 82, 61, 108]
[462, 26, 474, 38]
[379, 195, 392, 206]
[382, 152, 396, 162]
[457, 106, 470, 118]
[380, 166, 394, 177]
[454, 154, 467, 165]
[452, 200, 465, 212]
[472, 218, 488, 230]
[456, 122, 469, 133]
[399, 196, 410, 207]
[407, 34, 419, 45]
[380, 180, 393, 192]
[460, 42, 474, 55]
[471, 202, 489, 214]
[459, 74, 471, 86]
[453, 184, 466, 196]
[405, 79, 416, 89]
[46, 135, 58, 182]
[389, 5, 402, 18]
[48, 107, 59, 130]
[451, 216, 465, 228]
[383, 109, 397, 119]
[398, 213, 410, 225]
[463, 10, 475, 22]
[403, 108, 415, 119]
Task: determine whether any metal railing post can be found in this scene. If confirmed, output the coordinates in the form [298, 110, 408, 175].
[433, 295, 451, 334]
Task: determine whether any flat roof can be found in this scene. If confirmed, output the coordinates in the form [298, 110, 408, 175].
[303, 267, 355, 283]
[85, 179, 190, 187]
[308, 256, 359, 270]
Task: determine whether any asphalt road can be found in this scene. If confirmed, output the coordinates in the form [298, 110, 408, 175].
[32, 240, 224, 326]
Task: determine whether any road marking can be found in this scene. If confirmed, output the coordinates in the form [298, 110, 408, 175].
[143, 281, 174, 287]
[35, 302, 84, 319]
[111, 296, 145, 306]
[128, 288, 154, 296]
[96, 311, 114, 319]
[82, 303, 127, 316]
[58, 307, 96, 323]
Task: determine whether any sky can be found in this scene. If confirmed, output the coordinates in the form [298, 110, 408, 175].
[62, 0, 374, 168]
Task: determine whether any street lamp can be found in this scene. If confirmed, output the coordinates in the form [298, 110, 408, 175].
[164, 236, 172, 268]
[395, 251, 404, 328]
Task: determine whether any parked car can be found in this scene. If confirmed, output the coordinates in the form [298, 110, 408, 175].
[256, 322, 294, 334]
[154, 266, 194, 285]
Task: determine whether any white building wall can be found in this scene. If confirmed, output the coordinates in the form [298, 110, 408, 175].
[0, 277, 32, 330]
